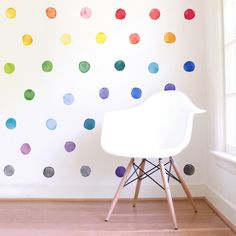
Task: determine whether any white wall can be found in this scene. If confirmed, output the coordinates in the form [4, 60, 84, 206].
[0, 0, 207, 198]
[205, 0, 236, 226]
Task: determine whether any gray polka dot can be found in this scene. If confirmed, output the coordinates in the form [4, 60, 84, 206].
[183, 164, 195, 176]
[80, 165, 91, 177]
[43, 167, 55, 178]
[4, 165, 15, 176]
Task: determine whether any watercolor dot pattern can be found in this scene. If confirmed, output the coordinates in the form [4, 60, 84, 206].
[0, 4, 198, 184]
[6, 8, 16, 19]
[4, 63, 15, 74]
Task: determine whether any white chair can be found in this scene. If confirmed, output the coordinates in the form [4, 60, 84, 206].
[100, 90, 205, 230]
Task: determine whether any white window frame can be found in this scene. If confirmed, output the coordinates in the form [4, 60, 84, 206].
[223, 0, 236, 155]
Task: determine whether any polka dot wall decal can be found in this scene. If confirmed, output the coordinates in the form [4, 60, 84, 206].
[148, 62, 159, 74]
[114, 60, 125, 71]
[184, 61, 195, 72]
[184, 9, 195, 20]
[4, 63, 15, 74]
[129, 33, 140, 44]
[131, 87, 142, 99]
[80, 165, 91, 177]
[164, 32, 176, 44]
[96, 32, 107, 44]
[22, 34, 33, 46]
[64, 141, 76, 152]
[79, 61, 90, 73]
[42, 60, 53, 72]
[5, 8, 16, 19]
[84, 118, 95, 130]
[164, 83, 176, 91]
[115, 166, 126, 177]
[46, 118, 57, 130]
[183, 164, 195, 176]
[63, 93, 74, 105]
[60, 34, 72, 45]
[149, 8, 160, 20]
[80, 7, 92, 19]
[99, 87, 109, 99]
[6, 118, 16, 129]
[4, 165, 15, 176]
[24, 89, 35, 100]
[20, 143, 31, 155]
[115, 8, 126, 19]
[46, 7, 57, 19]
[43, 166, 55, 178]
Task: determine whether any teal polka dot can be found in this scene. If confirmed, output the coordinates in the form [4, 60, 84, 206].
[84, 118, 95, 130]
[6, 118, 16, 129]
[114, 60, 125, 71]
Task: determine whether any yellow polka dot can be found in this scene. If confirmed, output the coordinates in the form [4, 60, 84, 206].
[60, 34, 72, 45]
[22, 34, 33, 46]
[6, 8, 16, 19]
[96, 32, 107, 44]
[164, 32, 176, 44]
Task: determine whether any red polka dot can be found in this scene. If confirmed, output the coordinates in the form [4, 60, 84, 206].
[129, 33, 140, 44]
[115, 8, 126, 20]
[184, 9, 195, 20]
[149, 8, 160, 20]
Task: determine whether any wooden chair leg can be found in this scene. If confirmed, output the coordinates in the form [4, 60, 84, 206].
[170, 157, 198, 213]
[133, 159, 146, 207]
[105, 158, 134, 222]
[159, 158, 178, 230]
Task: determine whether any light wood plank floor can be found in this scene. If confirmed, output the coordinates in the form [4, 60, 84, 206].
[0, 199, 235, 236]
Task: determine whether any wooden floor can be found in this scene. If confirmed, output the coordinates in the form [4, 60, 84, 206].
[0, 199, 235, 236]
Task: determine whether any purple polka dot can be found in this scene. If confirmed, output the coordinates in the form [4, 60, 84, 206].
[115, 166, 126, 177]
[64, 141, 76, 152]
[99, 87, 109, 99]
[20, 143, 31, 155]
[164, 83, 176, 91]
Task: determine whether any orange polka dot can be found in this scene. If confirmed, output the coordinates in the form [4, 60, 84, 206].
[46, 7, 57, 19]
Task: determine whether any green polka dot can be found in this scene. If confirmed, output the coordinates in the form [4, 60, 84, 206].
[42, 60, 53, 72]
[4, 63, 15, 74]
[24, 89, 35, 100]
[79, 61, 90, 73]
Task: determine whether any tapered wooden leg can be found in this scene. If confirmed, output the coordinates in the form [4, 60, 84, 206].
[133, 159, 146, 207]
[159, 158, 178, 230]
[105, 158, 134, 222]
[170, 157, 198, 213]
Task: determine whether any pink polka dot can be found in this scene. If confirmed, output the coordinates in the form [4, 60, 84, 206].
[20, 143, 31, 155]
[149, 8, 160, 20]
[80, 7, 92, 19]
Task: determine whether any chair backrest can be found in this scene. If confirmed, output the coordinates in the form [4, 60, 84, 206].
[101, 91, 205, 159]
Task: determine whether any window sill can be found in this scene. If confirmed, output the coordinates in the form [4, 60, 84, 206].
[211, 151, 236, 175]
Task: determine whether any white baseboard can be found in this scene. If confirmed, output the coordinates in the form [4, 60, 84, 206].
[0, 183, 205, 199]
[205, 185, 236, 227]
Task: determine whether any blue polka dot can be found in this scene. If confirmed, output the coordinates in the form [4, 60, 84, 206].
[46, 119, 57, 130]
[148, 62, 159, 74]
[63, 93, 74, 105]
[164, 83, 176, 91]
[115, 166, 126, 177]
[184, 61, 195, 72]
[84, 118, 95, 130]
[131, 87, 142, 99]
[6, 118, 16, 129]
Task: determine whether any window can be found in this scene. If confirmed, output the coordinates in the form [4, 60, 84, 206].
[223, 0, 236, 155]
